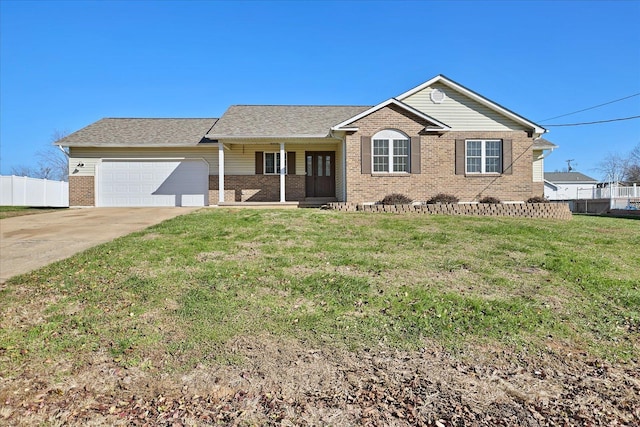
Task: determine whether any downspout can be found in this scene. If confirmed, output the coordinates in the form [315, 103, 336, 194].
[57, 145, 69, 157]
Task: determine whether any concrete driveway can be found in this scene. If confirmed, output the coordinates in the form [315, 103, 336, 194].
[0, 207, 200, 283]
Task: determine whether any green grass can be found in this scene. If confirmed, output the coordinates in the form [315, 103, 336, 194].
[1, 209, 638, 374]
[0, 206, 65, 219]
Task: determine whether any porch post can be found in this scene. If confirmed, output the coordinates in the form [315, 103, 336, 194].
[279, 142, 286, 202]
[218, 142, 225, 203]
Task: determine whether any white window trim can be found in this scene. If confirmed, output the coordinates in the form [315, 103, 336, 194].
[371, 129, 410, 174]
[465, 139, 502, 174]
[264, 152, 287, 175]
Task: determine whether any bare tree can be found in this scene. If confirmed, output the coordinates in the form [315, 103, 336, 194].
[596, 152, 628, 182]
[626, 164, 640, 182]
[626, 143, 640, 182]
[10, 130, 69, 181]
[597, 143, 640, 183]
[630, 143, 640, 164]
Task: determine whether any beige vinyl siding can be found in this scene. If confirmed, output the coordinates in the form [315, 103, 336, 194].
[533, 149, 544, 182]
[403, 82, 529, 131]
[69, 147, 218, 177]
[223, 143, 340, 175]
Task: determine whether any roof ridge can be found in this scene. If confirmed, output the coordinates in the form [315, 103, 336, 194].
[100, 117, 218, 120]
[227, 104, 372, 108]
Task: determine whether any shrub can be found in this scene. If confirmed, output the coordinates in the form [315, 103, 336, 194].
[527, 196, 550, 203]
[479, 196, 501, 204]
[426, 193, 459, 204]
[380, 193, 413, 205]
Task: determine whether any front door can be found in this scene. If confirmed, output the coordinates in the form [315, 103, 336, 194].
[305, 151, 335, 198]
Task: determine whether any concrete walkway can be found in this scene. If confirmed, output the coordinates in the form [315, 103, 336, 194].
[0, 207, 199, 283]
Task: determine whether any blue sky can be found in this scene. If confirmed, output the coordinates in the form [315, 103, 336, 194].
[1, 0, 639, 180]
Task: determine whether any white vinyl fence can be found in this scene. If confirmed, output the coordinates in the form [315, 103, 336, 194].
[576, 183, 640, 210]
[0, 175, 69, 207]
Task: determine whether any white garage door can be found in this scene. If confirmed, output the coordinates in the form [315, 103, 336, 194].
[97, 159, 209, 207]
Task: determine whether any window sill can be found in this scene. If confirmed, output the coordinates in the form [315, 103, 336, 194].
[371, 173, 411, 177]
[464, 173, 502, 177]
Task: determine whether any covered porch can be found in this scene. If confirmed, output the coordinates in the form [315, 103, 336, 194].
[210, 139, 343, 205]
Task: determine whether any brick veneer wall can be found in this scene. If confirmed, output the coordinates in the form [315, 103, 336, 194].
[344, 104, 540, 203]
[327, 202, 572, 220]
[209, 175, 305, 203]
[69, 176, 94, 206]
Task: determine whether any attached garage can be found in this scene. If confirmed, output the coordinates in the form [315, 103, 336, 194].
[96, 159, 209, 207]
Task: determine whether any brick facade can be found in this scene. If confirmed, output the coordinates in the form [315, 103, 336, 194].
[344, 104, 539, 203]
[209, 175, 305, 203]
[69, 176, 94, 206]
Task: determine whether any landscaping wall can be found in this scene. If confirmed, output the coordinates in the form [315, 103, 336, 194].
[327, 202, 572, 220]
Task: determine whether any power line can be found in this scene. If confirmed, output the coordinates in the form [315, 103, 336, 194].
[544, 115, 640, 127]
[539, 93, 640, 122]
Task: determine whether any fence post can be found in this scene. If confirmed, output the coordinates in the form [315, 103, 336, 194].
[22, 176, 27, 205]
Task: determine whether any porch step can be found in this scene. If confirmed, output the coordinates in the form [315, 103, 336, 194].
[216, 202, 300, 209]
[299, 197, 338, 208]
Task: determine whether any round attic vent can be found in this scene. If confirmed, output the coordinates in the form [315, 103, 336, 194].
[430, 88, 446, 104]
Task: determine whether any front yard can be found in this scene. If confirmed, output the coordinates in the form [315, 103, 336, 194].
[0, 206, 65, 219]
[1, 209, 638, 425]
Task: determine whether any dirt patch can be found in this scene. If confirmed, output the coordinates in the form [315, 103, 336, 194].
[1, 335, 638, 426]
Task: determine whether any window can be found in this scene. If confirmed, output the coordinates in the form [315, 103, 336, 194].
[466, 139, 501, 174]
[372, 129, 409, 173]
[264, 152, 286, 174]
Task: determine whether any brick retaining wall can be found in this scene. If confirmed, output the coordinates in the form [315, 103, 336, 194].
[327, 202, 572, 220]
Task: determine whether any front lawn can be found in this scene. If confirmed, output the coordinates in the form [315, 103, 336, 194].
[1, 209, 638, 425]
[0, 206, 65, 219]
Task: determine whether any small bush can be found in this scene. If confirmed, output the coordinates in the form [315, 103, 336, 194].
[426, 193, 459, 204]
[479, 196, 501, 204]
[380, 193, 413, 205]
[527, 196, 549, 203]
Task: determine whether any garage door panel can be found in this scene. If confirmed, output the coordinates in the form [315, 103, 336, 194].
[98, 160, 208, 207]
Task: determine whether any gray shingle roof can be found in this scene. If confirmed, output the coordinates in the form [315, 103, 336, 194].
[544, 172, 598, 183]
[207, 105, 371, 138]
[58, 118, 218, 147]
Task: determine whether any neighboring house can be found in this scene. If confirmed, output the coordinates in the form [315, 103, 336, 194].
[58, 75, 555, 207]
[544, 172, 598, 200]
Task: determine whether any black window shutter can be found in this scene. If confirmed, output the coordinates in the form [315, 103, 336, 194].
[502, 139, 513, 175]
[361, 136, 371, 174]
[255, 151, 264, 174]
[410, 136, 421, 174]
[287, 151, 296, 175]
[455, 139, 465, 175]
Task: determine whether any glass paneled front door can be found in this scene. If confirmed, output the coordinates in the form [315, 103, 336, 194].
[305, 151, 335, 198]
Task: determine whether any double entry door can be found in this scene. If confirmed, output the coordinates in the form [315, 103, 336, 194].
[305, 151, 335, 198]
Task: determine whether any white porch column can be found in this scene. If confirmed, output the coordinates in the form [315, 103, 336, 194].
[279, 142, 286, 202]
[218, 142, 225, 203]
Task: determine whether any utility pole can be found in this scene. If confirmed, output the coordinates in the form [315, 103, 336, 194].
[566, 159, 575, 172]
